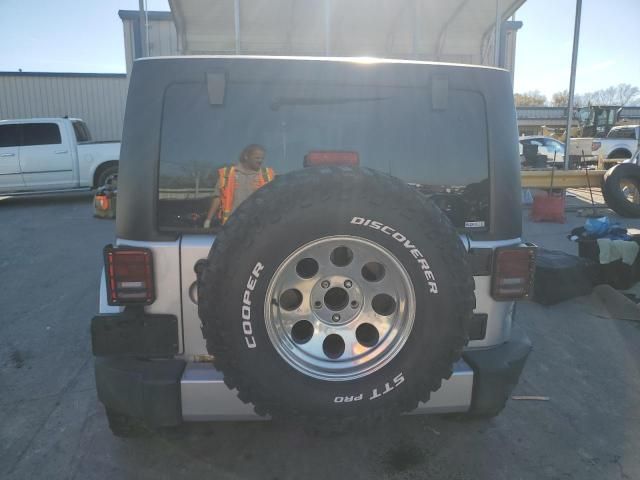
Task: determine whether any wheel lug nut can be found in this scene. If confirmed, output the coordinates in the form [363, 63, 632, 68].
[351, 301, 358, 308]
[321, 280, 330, 288]
[344, 280, 352, 288]
[332, 314, 341, 322]
[314, 301, 322, 309]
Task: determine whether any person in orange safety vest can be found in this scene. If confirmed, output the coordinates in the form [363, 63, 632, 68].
[203, 144, 275, 227]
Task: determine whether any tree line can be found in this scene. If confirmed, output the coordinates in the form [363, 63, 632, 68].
[514, 84, 640, 107]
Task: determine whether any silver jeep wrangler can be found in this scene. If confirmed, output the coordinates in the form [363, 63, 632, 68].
[92, 56, 535, 436]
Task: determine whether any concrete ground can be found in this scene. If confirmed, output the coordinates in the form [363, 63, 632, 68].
[1, 191, 639, 480]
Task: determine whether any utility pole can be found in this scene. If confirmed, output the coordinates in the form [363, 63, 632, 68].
[494, 0, 501, 66]
[564, 0, 582, 170]
[234, 0, 241, 54]
[138, 0, 147, 57]
[324, 0, 331, 56]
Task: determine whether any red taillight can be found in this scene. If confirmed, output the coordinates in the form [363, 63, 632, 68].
[491, 244, 537, 300]
[104, 245, 155, 306]
[304, 151, 360, 167]
[592, 141, 601, 152]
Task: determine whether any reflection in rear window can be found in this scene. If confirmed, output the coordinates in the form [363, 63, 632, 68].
[157, 79, 489, 231]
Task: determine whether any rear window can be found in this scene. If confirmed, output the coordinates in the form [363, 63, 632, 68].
[607, 127, 636, 139]
[72, 121, 92, 142]
[157, 78, 489, 231]
[21, 123, 61, 146]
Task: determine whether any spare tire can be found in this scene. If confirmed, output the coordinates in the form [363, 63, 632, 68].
[198, 167, 475, 426]
[602, 163, 640, 217]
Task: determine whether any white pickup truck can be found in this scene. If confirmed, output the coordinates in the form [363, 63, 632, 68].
[568, 125, 640, 167]
[593, 125, 640, 167]
[0, 117, 119, 194]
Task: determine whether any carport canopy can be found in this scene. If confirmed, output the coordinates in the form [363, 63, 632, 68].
[168, 0, 524, 65]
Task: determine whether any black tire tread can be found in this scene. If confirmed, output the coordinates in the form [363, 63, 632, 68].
[198, 167, 475, 429]
[96, 164, 118, 189]
[602, 163, 640, 218]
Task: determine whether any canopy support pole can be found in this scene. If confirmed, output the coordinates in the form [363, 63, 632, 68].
[234, 0, 241, 54]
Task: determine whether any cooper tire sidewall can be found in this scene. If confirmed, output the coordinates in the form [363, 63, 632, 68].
[214, 203, 464, 416]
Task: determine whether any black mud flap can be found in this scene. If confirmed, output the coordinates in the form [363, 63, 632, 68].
[463, 324, 532, 416]
[95, 357, 186, 427]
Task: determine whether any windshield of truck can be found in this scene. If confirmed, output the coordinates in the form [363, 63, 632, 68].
[157, 80, 489, 231]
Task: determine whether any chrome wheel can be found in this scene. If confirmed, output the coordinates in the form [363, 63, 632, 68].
[620, 179, 640, 204]
[264, 236, 416, 381]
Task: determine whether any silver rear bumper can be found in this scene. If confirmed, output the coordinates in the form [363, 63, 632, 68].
[180, 360, 473, 421]
[93, 318, 530, 426]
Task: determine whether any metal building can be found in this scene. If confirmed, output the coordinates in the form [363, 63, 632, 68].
[121, 2, 522, 78]
[2, 2, 524, 142]
[0, 12, 177, 141]
[169, 0, 522, 73]
[0, 72, 127, 141]
[119, 10, 179, 75]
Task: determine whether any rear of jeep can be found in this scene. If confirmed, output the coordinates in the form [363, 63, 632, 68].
[92, 56, 534, 436]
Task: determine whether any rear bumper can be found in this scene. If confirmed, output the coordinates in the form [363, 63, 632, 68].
[93, 316, 531, 426]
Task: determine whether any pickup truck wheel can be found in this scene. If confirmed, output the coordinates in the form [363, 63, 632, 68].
[197, 167, 475, 427]
[602, 163, 640, 217]
[96, 165, 118, 189]
[607, 149, 632, 160]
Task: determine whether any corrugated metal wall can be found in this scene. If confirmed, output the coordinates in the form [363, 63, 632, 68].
[0, 73, 128, 141]
[123, 20, 136, 77]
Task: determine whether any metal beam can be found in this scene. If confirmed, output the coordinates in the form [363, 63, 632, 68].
[521, 169, 604, 189]
[493, 0, 501, 65]
[234, 0, 241, 54]
[564, 0, 582, 170]
[412, 0, 419, 58]
[324, 0, 331, 56]
[144, 0, 150, 55]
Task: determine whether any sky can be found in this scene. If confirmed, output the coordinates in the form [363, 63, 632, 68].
[0, 0, 170, 72]
[513, 0, 640, 98]
[0, 0, 638, 100]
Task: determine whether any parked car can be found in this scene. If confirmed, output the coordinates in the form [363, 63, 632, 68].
[519, 136, 565, 166]
[92, 56, 535, 436]
[568, 124, 640, 167]
[0, 117, 119, 193]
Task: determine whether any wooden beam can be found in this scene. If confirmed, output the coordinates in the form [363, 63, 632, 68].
[521, 169, 605, 189]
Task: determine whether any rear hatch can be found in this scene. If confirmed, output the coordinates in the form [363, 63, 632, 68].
[115, 57, 522, 355]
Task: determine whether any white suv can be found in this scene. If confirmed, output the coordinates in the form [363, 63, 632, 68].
[92, 56, 535, 436]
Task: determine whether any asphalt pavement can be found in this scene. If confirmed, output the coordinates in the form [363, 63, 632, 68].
[1, 191, 639, 480]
